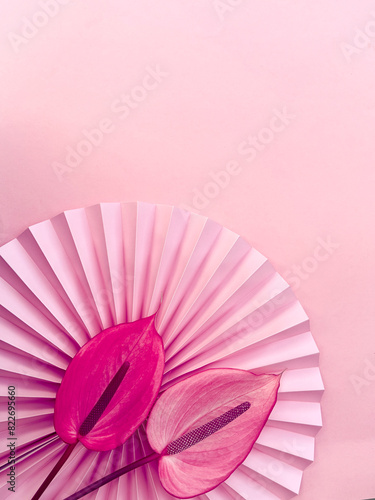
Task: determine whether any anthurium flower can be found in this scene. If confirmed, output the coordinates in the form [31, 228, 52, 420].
[54, 314, 165, 451]
[147, 368, 281, 498]
[65, 368, 281, 500]
[33, 314, 165, 500]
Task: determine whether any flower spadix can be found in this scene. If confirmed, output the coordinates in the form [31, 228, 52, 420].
[54, 314, 164, 451]
[147, 368, 281, 498]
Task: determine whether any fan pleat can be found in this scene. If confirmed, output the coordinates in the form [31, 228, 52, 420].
[206, 482, 245, 500]
[0, 397, 54, 422]
[0, 240, 87, 348]
[0, 317, 69, 369]
[254, 427, 314, 461]
[163, 236, 250, 358]
[0, 374, 58, 399]
[149, 207, 191, 316]
[132, 202, 156, 322]
[269, 401, 322, 427]
[242, 448, 304, 493]
[65, 208, 114, 331]
[0, 350, 63, 383]
[0, 277, 78, 356]
[30, 219, 101, 338]
[225, 467, 280, 500]
[0, 439, 65, 496]
[0, 202, 322, 499]
[163, 263, 288, 370]
[100, 203, 126, 325]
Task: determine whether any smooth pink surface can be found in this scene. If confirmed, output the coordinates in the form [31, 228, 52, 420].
[0, 2, 374, 499]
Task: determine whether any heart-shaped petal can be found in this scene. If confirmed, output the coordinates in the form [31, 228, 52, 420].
[54, 314, 164, 451]
[147, 368, 281, 498]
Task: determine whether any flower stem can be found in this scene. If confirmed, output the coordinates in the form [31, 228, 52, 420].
[64, 451, 160, 500]
[31, 442, 77, 500]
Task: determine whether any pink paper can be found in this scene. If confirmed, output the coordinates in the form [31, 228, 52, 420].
[0, 203, 323, 499]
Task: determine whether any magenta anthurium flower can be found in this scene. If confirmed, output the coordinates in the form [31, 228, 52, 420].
[30, 314, 165, 500]
[54, 314, 165, 451]
[66, 368, 281, 500]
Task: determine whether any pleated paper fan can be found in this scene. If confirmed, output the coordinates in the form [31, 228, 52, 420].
[0, 202, 323, 500]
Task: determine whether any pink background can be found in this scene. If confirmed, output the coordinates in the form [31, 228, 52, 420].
[1, 1, 374, 499]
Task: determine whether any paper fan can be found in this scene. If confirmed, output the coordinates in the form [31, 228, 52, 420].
[0, 202, 323, 500]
